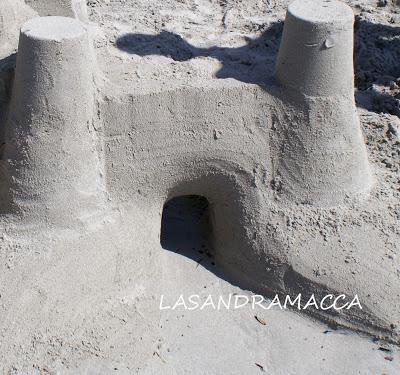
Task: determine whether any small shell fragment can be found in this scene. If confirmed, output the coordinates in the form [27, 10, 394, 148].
[324, 38, 335, 49]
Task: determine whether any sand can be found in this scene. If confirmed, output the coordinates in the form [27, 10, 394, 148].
[0, 0, 399, 373]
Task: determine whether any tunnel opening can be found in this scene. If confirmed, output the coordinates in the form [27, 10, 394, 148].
[160, 195, 215, 265]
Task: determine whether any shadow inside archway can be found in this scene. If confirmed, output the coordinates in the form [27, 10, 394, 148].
[160, 195, 216, 272]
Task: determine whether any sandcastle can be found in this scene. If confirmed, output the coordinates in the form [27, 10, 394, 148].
[0, 0, 398, 353]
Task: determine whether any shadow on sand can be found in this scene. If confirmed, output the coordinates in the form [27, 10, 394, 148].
[115, 17, 400, 116]
[115, 22, 284, 86]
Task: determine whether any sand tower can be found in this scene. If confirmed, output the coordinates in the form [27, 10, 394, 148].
[274, 0, 373, 205]
[4, 17, 104, 226]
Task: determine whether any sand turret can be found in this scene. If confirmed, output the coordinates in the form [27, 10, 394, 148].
[4, 17, 104, 226]
[274, 0, 373, 205]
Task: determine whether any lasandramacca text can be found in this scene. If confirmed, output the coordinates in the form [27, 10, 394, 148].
[159, 294, 363, 311]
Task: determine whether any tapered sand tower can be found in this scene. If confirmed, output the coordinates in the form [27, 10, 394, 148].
[4, 17, 104, 226]
[274, 0, 373, 205]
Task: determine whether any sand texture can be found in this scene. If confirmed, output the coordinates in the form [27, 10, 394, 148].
[0, 0, 399, 373]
